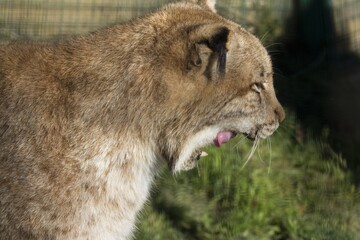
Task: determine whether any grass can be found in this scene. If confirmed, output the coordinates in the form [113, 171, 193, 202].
[135, 112, 360, 240]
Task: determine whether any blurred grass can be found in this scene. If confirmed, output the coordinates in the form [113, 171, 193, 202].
[135, 111, 360, 240]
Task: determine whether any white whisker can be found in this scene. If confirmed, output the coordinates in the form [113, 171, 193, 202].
[196, 163, 201, 177]
[172, 173, 178, 183]
[260, 31, 270, 43]
[233, 134, 247, 149]
[267, 137, 272, 175]
[265, 42, 284, 49]
[241, 135, 260, 169]
[257, 140, 265, 164]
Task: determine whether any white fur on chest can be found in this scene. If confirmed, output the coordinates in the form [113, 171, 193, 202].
[76, 140, 157, 240]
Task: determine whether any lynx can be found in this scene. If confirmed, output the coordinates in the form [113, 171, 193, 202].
[0, 0, 284, 239]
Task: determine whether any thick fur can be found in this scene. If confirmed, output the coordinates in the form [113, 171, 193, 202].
[0, 1, 285, 239]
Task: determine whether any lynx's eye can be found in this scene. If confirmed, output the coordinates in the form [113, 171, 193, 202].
[252, 82, 265, 93]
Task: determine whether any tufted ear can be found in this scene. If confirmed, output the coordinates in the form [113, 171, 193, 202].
[188, 24, 231, 80]
[186, 0, 217, 12]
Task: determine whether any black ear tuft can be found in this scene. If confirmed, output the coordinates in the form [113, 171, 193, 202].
[188, 25, 230, 80]
[206, 27, 229, 79]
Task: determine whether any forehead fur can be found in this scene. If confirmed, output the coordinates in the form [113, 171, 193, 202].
[146, 1, 272, 89]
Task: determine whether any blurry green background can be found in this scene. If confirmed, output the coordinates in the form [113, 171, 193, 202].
[1, 0, 360, 239]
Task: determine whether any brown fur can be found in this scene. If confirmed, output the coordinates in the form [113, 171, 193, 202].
[0, 1, 284, 239]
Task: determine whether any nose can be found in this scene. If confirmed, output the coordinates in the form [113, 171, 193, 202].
[274, 105, 285, 123]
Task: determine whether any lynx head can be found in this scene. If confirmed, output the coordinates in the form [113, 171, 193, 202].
[146, 0, 285, 172]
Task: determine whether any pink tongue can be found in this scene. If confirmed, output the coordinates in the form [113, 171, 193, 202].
[214, 131, 234, 147]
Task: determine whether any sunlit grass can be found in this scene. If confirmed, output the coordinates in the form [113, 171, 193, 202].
[136, 111, 359, 240]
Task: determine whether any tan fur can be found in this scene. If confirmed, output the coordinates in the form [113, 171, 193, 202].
[0, 1, 284, 239]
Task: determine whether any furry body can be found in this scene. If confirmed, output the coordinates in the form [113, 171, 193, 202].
[0, 1, 284, 239]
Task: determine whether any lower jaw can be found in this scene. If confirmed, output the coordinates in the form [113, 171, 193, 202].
[189, 131, 238, 163]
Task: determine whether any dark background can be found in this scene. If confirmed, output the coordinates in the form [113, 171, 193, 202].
[273, 0, 360, 183]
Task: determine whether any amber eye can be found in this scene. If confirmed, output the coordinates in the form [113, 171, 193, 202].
[252, 82, 264, 93]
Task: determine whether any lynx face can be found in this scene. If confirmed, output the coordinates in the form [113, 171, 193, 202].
[154, 3, 285, 172]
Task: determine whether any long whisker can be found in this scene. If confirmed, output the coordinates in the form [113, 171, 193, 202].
[257, 139, 265, 164]
[267, 137, 272, 175]
[265, 42, 284, 49]
[233, 134, 247, 149]
[260, 31, 270, 43]
[196, 162, 201, 177]
[235, 145, 242, 159]
[172, 172, 178, 182]
[241, 135, 260, 169]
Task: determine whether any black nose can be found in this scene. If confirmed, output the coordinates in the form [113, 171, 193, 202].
[275, 105, 285, 123]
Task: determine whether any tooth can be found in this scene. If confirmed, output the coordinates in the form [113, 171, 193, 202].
[200, 151, 208, 157]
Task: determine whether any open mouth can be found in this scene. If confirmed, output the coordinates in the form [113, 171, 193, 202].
[174, 127, 250, 172]
[214, 131, 237, 147]
[174, 123, 278, 172]
[191, 130, 237, 162]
